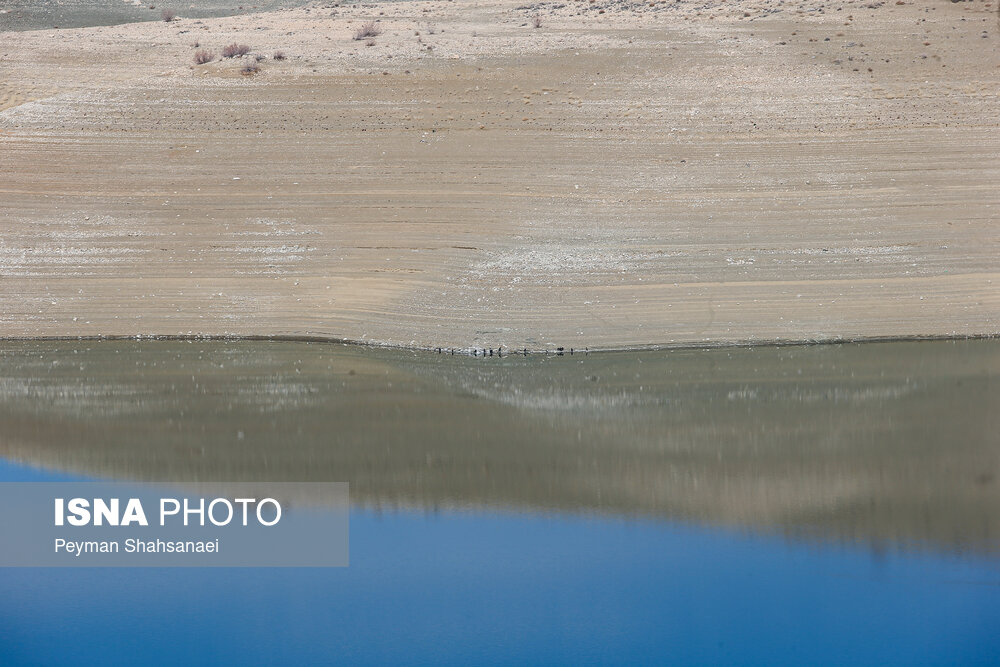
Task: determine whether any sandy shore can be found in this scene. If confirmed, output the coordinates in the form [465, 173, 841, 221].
[1, 0, 997, 351]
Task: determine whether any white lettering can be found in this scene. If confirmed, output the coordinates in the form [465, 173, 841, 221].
[257, 498, 281, 526]
[208, 498, 233, 526]
[67, 498, 90, 526]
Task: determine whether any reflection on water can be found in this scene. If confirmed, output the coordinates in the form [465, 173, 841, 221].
[1, 460, 998, 667]
[2, 340, 999, 665]
[2, 458, 996, 667]
[0, 0, 306, 32]
[0, 339, 997, 555]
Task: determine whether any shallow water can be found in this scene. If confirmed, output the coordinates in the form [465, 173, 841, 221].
[0, 0, 305, 32]
[0, 339, 998, 664]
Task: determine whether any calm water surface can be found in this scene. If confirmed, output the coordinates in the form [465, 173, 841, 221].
[0, 339, 997, 665]
[0, 0, 307, 32]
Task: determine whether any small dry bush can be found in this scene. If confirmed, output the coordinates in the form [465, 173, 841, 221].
[222, 43, 251, 58]
[272, 50, 286, 60]
[241, 63, 261, 76]
[353, 21, 382, 40]
[193, 49, 214, 65]
[161, 8, 176, 22]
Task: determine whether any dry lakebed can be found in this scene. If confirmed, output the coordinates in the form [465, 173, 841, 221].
[1, 0, 997, 351]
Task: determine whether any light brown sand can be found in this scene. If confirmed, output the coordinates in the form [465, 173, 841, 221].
[1, 0, 997, 351]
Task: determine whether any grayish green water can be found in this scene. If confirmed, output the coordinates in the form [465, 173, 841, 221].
[0, 0, 306, 32]
[0, 338, 996, 555]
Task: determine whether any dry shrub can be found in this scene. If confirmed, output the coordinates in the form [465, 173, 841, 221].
[161, 8, 176, 22]
[222, 43, 251, 58]
[272, 50, 286, 60]
[193, 49, 214, 65]
[353, 21, 382, 41]
[241, 63, 261, 76]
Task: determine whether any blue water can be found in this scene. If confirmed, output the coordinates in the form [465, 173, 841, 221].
[1, 461, 998, 666]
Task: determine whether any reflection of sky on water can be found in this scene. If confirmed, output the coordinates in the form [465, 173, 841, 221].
[1, 460, 998, 666]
